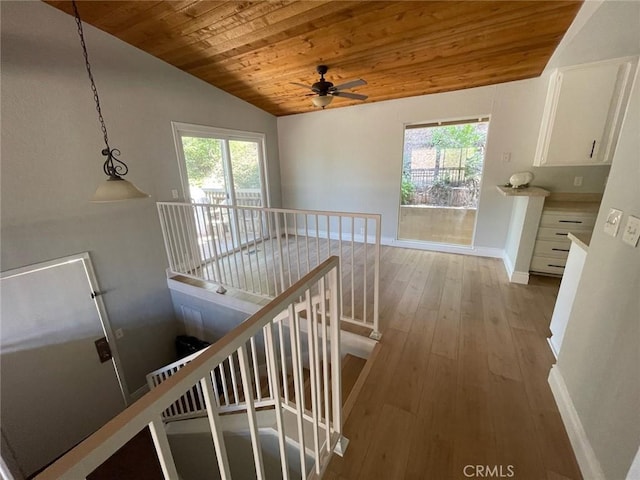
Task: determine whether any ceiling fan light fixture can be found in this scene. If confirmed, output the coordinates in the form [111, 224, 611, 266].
[312, 95, 333, 108]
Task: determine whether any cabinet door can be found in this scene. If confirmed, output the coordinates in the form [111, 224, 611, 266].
[535, 57, 636, 166]
[547, 63, 619, 165]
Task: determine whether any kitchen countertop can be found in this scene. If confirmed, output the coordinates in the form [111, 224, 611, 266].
[543, 201, 601, 214]
[568, 231, 591, 251]
[496, 185, 551, 197]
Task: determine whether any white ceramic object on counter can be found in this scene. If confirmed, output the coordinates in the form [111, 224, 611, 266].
[509, 171, 534, 188]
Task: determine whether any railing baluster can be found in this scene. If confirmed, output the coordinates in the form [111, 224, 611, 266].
[283, 213, 293, 287]
[238, 344, 266, 480]
[329, 266, 344, 449]
[256, 210, 267, 296]
[319, 276, 331, 451]
[250, 337, 261, 401]
[266, 211, 279, 296]
[315, 214, 320, 268]
[294, 214, 302, 283]
[373, 216, 381, 337]
[245, 209, 258, 292]
[226, 207, 242, 290]
[249, 208, 264, 295]
[170, 205, 187, 275]
[219, 360, 230, 406]
[264, 324, 290, 480]
[275, 210, 287, 293]
[304, 214, 311, 273]
[287, 304, 307, 476]
[205, 205, 223, 283]
[200, 374, 232, 480]
[364, 218, 368, 325]
[278, 319, 290, 403]
[228, 353, 240, 404]
[149, 415, 179, 479]
[350, 216, 355, 323]
[306, 290, 321, 474]
[326, 215, 331, 257]
[338, 217, 344, 322]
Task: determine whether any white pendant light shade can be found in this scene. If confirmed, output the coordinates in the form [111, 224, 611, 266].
[312, 95, 333, 108]
[90, 176, 150, 203]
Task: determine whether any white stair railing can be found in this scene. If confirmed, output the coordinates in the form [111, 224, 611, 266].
[35, 257, 346, 480]
[157, 202, 381, 339]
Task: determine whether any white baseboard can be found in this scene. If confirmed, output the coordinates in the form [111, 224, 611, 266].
[383, 237, 504, 259]
[548, 365, 605, 480]
[501, 253, 530, 284]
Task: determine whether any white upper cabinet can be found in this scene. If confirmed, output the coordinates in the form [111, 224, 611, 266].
[534, 57, 638, 166]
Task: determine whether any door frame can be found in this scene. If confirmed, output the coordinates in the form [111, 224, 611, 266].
[396, 115, 491, 248]
[171, 121, 270, 207]
[0, 252, 129, 404]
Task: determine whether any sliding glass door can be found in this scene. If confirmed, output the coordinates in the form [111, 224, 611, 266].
[173, 123, 268, 257]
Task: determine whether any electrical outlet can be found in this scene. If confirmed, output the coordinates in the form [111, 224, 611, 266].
[171, 189, 179, 199]
[622, 215, 640, 247]
[573, 176, 583, 187]
[501, 152, 511, 163]
[115, 328, 124, 339]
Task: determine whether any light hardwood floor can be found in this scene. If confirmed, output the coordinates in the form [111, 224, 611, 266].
[325, 246, 582, 480]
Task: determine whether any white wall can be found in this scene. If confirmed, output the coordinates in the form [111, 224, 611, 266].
[0, 1, 280, 393]
[556, 63, 640, 480]
[277, 70, 608, 250]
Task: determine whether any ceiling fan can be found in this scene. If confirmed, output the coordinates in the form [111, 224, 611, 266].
[292, 65, 368, 109]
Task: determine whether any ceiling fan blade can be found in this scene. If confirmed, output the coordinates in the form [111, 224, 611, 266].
[290, 82, 312, 90]
[331, 79, 367, 91]
[332, 91, 368, 101]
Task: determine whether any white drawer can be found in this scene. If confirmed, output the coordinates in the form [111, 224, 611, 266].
[530, 256, 567, 275]
[540, 212, 596, 229]
[537, 227, 577, 241]
[533, 240, 572, 259]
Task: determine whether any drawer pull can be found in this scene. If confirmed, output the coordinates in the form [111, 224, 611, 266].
[548, 264, 566, 269]
[552, 248, 570, 252]
[555, 233, 569, 236]
[558, 220, 583, 224]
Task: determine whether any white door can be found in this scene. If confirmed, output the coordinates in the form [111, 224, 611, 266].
[0, 254, 126, 478]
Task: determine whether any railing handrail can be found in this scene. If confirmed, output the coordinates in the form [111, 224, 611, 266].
[157, 201, 381, 338]
[158, 201, 382, 224]
[36, 256, 341, 480]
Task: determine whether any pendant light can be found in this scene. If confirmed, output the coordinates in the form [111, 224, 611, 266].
[72, 1, 149, 202]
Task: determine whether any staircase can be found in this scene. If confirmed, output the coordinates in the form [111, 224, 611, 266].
[35, 256, 369, 480]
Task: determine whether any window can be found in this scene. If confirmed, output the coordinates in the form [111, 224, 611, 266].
[172, 122, 269, 207]
[398, 118, 489, 245]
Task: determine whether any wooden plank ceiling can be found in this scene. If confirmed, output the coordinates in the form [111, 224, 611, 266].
[45, 1, 582, 117]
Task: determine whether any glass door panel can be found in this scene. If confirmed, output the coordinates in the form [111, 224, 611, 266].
[229, 139, 265, 244]
[174, 125, 268, 261]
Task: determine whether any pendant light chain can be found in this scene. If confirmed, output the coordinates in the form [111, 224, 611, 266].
[72, 0, 110, 152]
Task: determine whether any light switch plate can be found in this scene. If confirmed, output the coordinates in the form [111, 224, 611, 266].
[604, 208, 623, 237]
[622, 215, 640, 247]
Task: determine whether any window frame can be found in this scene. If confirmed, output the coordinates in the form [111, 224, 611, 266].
[171, 121, 270, 207]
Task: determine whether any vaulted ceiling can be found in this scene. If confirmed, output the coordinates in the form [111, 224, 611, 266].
[45, 1, 582, 117]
